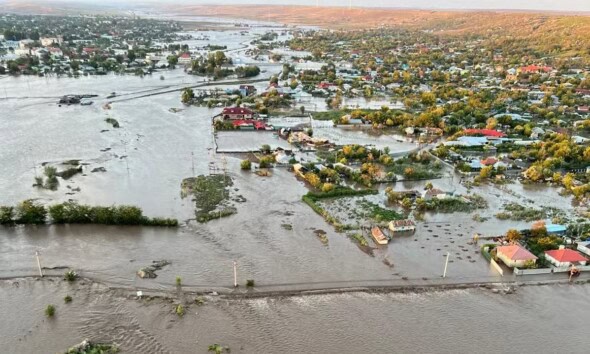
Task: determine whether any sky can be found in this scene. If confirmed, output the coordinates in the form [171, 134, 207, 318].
[13, 0, 590, 12]
[161, 0, 590, 12]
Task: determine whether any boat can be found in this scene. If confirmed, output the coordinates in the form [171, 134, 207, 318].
[371, 227, 389, 245]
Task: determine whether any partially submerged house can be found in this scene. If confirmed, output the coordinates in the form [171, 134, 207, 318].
[496, 244, 537, 268]
[388, 219, 416, 233]
[545, 248, 588, 268]
[221, 107, 254, 120]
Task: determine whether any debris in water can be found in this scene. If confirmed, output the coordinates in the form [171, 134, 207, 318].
[137, 260, 171, 279]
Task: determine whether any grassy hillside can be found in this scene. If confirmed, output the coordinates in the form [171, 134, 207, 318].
[170, 5, 590, 56]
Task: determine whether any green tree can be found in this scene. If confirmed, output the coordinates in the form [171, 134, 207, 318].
[181, 88, 194, 104]
[168, 55, 178, 68]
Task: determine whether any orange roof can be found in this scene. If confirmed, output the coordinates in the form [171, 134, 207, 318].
[497, 245, 537, 261]
[545, 249, 587, 263]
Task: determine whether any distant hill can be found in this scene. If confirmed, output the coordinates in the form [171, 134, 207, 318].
[167, 4, 590, 57]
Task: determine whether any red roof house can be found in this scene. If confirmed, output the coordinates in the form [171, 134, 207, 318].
[496, 245, 537, 268]
[545, 249, 588, 267]
[480, 157, 498, 166]
[222, 107, 254, 120]
[463, 129, 506, 138]
[519, 65, 552, 74]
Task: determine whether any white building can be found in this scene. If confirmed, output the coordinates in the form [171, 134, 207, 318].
[41, 37, 63, 47]
[389, 219, 416, 233]
[545, 248, 588, 267]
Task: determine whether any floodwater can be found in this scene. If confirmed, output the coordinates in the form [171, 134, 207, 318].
[0, 18, 584, 354]
[2, 278, 590, 354]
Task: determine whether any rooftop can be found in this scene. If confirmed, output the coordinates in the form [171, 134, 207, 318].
[497, 245, 537, 261]
[545, 249, 587, 263]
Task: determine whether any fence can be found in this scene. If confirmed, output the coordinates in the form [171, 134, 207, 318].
[490, 258, 504, 276]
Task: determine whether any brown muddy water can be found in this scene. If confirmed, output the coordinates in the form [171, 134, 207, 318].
[2, 278, 590, 354]
[0, 21, 584, 354]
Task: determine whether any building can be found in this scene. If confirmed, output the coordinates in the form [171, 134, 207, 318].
[545, 224, 567, 236]
[221, 107, 254, 120]
[239, 85, 257, 97]
[545, 248, 588, 267]
[41, 37, 62, 47]
[422, 188, 447, 200]
[576, 241, 590, 257]
[463, 129, 507, 138]
[496, 244, 537, 268]
[178, 53, 192, 65]
[388, 219, 416, 233]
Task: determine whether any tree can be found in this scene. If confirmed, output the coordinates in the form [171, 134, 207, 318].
[425, 182, 433, 190]
[181, 88, 194, 104]
[300, 106, 305, 115]
[305, 172, 321, 188]
[401, 197, 413, 209]
[506, 229, 521, 243]
[479, 166, 493, 179]
[167, 55, 178, 68]
[260, 144, 271, 154]
[321, 183, 335, 192]
[420, 92, 436, 106]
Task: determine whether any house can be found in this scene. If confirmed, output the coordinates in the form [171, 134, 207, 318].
[41, 37, 63, 46]
[480, 157, 498, 167]
[422, 188, 447, 200]
[388, 219, 416, 233]
[545, 224, 567, 236]
[496, 244, 537, 268]
[178, 53, 192, 65]
[239, 85, 256, 97]
[545, 248, 588, 267]
[222, 107, 254, 120]
[518, 65, 552, 74]
[576, 241, 590, 257]
[469, 159, 483, 171]
[463, 129, 506, 138]
[47, 47, 63, 58]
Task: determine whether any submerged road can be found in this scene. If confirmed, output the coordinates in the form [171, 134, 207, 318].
[5, 268, 589, 299]
[108, 76, 273, 103]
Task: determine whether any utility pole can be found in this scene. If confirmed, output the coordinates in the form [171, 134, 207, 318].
[443, 252, 450, 278]
[35, 251, 43, 277]
[233, 260, 238, 287]
[191, 151, 195, 177]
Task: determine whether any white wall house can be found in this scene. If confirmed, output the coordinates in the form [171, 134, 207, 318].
[496, 245, 537, 268]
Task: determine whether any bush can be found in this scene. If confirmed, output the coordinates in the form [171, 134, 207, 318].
[44, 166, 57, 178]
[64, 295, 72, 303]
[176, 276, 182, 286]
[47, 202, 178, 226]
[259, 156, 275, 168]
[175, 304, 185, 317]
[45, 305, 55, 317]
[240, 160, 252, 170]
[64, 270, 78, 282]
[16, 200, 47, 224]
[0, 206, 15, 225]
[246, 279, 255, 287]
